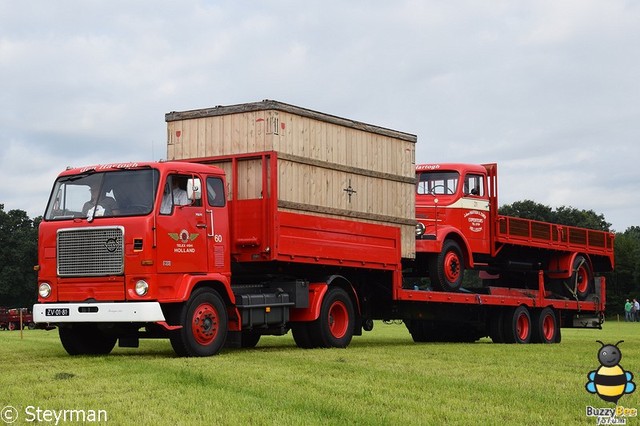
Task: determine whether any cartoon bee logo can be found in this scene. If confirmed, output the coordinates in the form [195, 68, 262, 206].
[586, 340, 636, 403]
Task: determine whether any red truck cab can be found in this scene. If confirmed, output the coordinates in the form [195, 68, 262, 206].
[34, 161, 235, 355]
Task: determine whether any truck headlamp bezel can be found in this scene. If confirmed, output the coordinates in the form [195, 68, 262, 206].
[415, 222, 426, 237]
[39, 282, 52, 298]
[135, 280, 149, 296]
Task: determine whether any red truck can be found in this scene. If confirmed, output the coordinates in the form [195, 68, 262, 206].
[411, 162, 614, 298]
[33, 101, 611, 356]
[0, 307, 35, 330]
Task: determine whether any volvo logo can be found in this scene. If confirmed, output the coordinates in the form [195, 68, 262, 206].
[105, 237, 119, 253]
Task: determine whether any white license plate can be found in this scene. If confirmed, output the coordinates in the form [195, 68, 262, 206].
[45, 308, 69, 316]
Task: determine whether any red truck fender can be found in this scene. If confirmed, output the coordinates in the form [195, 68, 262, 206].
[167, 273, 241, 332]
[547, 252, 592, 280]
[289, 276, 361, 322]
[420, 225, 475, 269]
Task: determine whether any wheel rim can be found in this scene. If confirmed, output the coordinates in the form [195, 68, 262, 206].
[575, 264, 590, 294]
[192, 302, 219, 345]
[328, 300, 349, 339]
[443, 251, 461, 282]
[516, 312, 530, 341]
[542, 313, 555, 341]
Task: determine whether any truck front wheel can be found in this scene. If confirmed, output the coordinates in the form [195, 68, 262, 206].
[429, 240, 464, 292]
[311, 287, 354, 348]
[59, 324, 117, 355]
[170, 288, 228, 357]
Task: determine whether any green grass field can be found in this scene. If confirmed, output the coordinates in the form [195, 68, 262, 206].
[1, 321, 639, 425]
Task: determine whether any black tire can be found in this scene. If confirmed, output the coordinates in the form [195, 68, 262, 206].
[405, 320, 431, 342]
[310, 287, 355, 348]
[571, 255, 593, 301]
[429, 240, 464, 292]
[59, 324, 117, 355]
[291, 322, 319, 349]
[489, 310, 505, 343]
[240, 331, 261, 348]
[531, 307, 558, 344]
[502, 306, 532, 344]
[170, 288, 228, 357]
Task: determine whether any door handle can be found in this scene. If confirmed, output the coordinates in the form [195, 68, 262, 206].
[196, 223, 207, 229]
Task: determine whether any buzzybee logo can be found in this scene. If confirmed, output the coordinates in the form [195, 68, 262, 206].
[586, 340, 635, 403]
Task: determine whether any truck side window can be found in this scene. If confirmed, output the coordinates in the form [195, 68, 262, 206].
[207, 177, 225, 207]
[160, 175, 191, 214]
[464, 174, 484, 197]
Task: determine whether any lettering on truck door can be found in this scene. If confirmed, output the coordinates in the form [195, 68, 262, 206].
[156, 174, 208, 273]
[461, 172, 491, 254]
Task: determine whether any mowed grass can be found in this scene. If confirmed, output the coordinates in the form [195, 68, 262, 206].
[1, 321, 639, 425]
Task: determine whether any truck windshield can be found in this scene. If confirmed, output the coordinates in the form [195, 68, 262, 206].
[416, 171, 459, 195]
[44, 169, 160, 220]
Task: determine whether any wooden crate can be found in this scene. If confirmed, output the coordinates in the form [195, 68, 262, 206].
[166, 100, 417, 258]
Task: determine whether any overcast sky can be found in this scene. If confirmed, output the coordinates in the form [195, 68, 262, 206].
[1, 1, 638, 231]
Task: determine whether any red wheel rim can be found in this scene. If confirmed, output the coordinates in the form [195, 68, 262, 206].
[443, 251, 461, 282]
[541, 313, 555, 341]
[575, 264, 590, 294]
[328, 300, 349, 339]
[516, 312, 530, 341]
[192, 302, 219, 345]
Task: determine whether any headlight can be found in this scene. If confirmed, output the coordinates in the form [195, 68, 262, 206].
[415, 222, 426, 237]
[39, 282, 52, 298]
[135, 280, 149, 296]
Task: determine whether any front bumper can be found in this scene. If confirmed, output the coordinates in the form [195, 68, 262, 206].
[33, 302, 166, 323]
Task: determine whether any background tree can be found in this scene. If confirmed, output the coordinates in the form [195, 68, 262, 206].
[609, 226, 640, 317]
[0, 204, 39, 308]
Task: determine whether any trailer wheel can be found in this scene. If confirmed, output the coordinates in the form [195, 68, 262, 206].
[291, 322, 319, 349]
[405, 320, 429, 342]
[502, 306, 532, 344]
[532, 307, 558, 344]
[489, 310, 505, 343]
[429, 240, 464, 292]
[240, 331, 261, 348]
[59, 325, 117, 355]
[170, 288, 228, 357]
[312, 287, 354, 348]
[572, 255, 593, 301]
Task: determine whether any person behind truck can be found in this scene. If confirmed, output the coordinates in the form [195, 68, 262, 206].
[82, 182, 118, 216]
[625, 299, 633, 321]
[160, 176, 190, 214]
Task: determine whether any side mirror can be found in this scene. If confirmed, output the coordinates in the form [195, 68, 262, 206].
[187, 178, 202, 200]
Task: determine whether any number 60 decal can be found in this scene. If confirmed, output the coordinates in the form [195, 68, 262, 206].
[213, 234, 223, 243]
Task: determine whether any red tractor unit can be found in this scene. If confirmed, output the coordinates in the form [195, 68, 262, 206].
[33, 101, 611, 356]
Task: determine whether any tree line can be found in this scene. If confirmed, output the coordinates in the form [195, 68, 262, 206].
[0, 202, 638, 317]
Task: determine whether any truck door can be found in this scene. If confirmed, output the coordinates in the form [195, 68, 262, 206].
[204, 176, 230, 273]
[461, 172, 491, 254]
[156, 174, 208, 273]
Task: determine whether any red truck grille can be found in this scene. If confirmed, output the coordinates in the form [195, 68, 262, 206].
[57, 226, 124, 277]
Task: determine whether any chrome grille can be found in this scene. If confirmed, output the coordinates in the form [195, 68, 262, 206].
[57, 227, 124, 277]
